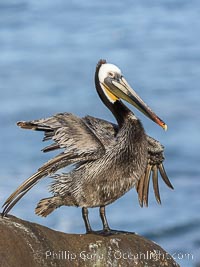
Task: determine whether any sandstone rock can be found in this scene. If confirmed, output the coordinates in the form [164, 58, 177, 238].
[0, 214, 179, 267]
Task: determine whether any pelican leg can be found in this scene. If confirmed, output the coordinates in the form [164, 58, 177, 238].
[100, 206, 110, 232]
[82, 207, 92, 233]
[97, 205, 134, 235]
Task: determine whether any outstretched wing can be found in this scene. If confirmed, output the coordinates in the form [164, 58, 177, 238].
[136, 136, 174, 207]
[18, 113, 106, 158]
[2, 113, 108, 216]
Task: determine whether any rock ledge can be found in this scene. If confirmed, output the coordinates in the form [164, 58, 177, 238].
[0, 214, 179, 267]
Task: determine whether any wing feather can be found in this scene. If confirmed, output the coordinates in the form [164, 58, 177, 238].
[152, 165, 161, 204]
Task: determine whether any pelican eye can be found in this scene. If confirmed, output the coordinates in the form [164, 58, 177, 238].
[108, 72, 115, 78]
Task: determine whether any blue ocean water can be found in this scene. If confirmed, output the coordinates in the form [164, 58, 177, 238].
[0, 1, 200, 266]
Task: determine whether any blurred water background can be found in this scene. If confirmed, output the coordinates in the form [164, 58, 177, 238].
[0, 0, 200, 266]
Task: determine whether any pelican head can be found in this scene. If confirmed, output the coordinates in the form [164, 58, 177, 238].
[96, 59, 167, 130]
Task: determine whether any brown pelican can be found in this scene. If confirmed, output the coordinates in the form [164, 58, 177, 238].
[2, 59, 173, 233]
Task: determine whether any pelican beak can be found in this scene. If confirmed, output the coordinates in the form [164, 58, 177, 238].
[104, 76, 167, 130]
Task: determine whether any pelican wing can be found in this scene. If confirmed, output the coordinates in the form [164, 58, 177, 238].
[2, 113, 107, 216]
[136, 136, 174, 207]
[17, 113, 106, 158]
